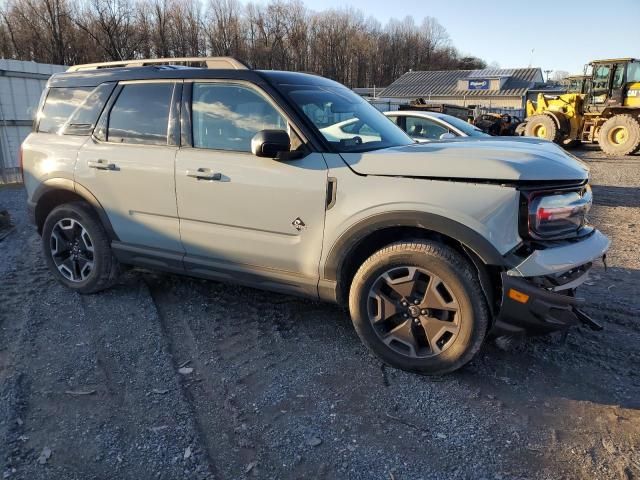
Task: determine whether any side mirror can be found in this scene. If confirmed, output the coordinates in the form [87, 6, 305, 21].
[251, 130, 290, 158]
[439, 132, 456, 140]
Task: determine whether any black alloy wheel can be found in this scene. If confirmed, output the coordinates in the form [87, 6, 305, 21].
[367, 266, 461, 358]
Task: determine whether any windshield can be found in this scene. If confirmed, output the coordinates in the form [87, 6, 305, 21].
[441, 114, 489, 137]
[284, 85, 413, 152]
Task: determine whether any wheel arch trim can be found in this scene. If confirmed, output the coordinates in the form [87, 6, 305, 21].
[322, 211, 507, 282]
[32, 178, 119, 241]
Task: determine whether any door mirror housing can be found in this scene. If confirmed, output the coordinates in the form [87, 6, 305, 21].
[439, 132, 456, 140]
[251, 130, 291, 158]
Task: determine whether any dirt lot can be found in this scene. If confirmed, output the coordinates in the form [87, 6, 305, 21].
[1, 147, 639, 480]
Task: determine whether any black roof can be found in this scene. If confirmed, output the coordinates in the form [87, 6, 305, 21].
[48, 65, 344, 89]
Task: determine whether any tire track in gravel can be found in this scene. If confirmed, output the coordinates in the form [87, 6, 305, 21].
[74, 277, 215, 480]
[144, 274, 307, 478]
[0, 227, 49, 478]
[1, 201, 215, 478]
[143, 275, 225, 480]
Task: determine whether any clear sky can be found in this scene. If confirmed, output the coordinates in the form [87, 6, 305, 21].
[293, 0, 640, 75]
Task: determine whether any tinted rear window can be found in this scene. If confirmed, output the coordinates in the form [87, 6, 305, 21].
[38, 87, 93, 134]
[108, 83, 174, 145]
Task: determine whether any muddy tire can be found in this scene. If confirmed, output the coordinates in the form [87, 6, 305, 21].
[524, 114, 561, 143]
[42, 201, 119, 294]
[348, 240, 489, 375]
[598, 115, 640, 156]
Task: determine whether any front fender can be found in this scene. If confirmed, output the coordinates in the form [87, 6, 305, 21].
[322, 210, 509, 282]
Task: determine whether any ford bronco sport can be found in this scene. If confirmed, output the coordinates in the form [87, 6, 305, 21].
[21, 57, 610, 374]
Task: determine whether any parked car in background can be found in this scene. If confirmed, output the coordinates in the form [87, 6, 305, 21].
[22, 57, 609, 375]
[384, 110, 489, 142]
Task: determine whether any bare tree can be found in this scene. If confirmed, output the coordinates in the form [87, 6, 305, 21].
[0, 0, 486, 86]
[73, 0, 139, 61]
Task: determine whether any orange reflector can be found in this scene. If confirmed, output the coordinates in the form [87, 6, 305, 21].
[508, 289, 530, 304]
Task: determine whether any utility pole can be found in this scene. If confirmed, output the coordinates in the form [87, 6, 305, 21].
[544, 69, 553, 83]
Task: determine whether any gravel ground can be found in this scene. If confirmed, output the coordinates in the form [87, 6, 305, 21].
[1, 146, 639, 480]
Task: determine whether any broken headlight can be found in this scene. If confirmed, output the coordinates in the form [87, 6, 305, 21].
[525, 185, 592, 240]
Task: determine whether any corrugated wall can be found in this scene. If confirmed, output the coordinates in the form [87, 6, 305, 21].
[0, 60, 66, 183]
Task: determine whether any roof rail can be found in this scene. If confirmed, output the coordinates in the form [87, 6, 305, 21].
[67, 56, 250, 72]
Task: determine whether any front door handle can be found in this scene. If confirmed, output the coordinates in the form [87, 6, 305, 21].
[87, 159, 116, 170]
[186, 168, 222, 181]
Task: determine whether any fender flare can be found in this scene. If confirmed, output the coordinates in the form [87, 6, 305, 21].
[32, 177, 119, 240]
[322, 210, 507, 282]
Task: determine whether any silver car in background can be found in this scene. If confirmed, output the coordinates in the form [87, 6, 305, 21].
[384, 110, 488, 142]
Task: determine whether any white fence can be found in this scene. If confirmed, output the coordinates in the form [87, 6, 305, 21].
[0, 60, 65, 184]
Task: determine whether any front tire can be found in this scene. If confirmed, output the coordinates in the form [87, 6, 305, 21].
[348, 241, 489, 375]
[598, 115, 640, 156]
[42, 201, 119, 293]
[524, 114, 561, 143]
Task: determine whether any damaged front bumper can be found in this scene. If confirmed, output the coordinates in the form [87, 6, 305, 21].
[506, 229, 609, 278]
[492, 272, 603, 335]
[492, 229, 610, 335]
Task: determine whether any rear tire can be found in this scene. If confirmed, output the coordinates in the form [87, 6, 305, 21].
[42, 201, 119, 294]
[524, 114, 561, 143]
[348, 240, 489, 375]
[598, 115, 640, 156]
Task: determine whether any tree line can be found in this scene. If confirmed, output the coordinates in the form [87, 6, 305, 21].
[0, 0, 486, 87]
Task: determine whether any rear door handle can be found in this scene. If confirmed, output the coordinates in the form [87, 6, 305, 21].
[87, 159, 116, 170]
[186, 168, 222, 181]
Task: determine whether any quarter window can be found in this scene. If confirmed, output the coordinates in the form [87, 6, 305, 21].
[108, 83, 174, 145]
[38, 87, 93, 134]
[191, 83, 287, 152]
[61, 83, 116, 136]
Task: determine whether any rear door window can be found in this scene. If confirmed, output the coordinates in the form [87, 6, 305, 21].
[38, 87, 93, 134]
[108, 83, 174, 145]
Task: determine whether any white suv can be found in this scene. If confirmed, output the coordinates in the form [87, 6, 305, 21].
[21, 57, 609, 374]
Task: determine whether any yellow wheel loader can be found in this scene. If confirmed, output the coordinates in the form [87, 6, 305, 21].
[522, 58, 640, 155]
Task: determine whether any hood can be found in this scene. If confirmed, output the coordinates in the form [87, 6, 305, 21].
[339, 137, 589, 182]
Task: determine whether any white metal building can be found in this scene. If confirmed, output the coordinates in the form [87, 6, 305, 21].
[0, 60, 65, 183]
